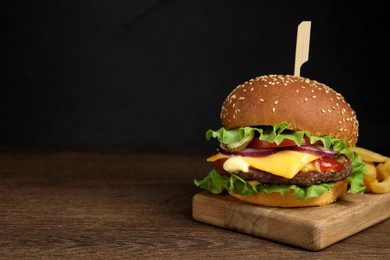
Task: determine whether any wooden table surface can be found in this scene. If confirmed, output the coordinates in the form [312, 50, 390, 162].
[0, 147, 389, 259]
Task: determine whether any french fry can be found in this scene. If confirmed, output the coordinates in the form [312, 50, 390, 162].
[351, 146, 390, 194]
[376, 160, 390, 181]
[370, 178, 390, 194]
[363, 162, 377, 193]
[350, 147, 389, 163]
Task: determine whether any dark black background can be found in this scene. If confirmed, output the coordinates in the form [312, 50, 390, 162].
[1, 1, 388, 153]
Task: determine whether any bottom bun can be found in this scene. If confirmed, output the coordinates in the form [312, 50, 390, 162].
[229, 179, 349, 207]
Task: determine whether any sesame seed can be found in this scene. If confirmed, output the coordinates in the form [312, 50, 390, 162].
[304, 97, 308, 102]
[274, 100, 279, 105]
[295, 89, 299, 93]
[321, 109, 326, 113]
[272, 107, 276, 113]
[312, 95, 317, 98]
[259, 98, 264, 103]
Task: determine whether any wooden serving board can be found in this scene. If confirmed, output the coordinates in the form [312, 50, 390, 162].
[192, 191, 390, 251]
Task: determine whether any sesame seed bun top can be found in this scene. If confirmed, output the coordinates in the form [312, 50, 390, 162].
[220, 75, 359, 146]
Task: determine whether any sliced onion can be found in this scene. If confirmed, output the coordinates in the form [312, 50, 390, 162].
[289, 145, 338, 157]
[219, 144, 278, 157]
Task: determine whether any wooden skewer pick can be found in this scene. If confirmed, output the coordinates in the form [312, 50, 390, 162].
[294, 21, 311, 77]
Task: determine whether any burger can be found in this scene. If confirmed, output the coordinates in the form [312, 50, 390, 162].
[195, 74, 366, 207]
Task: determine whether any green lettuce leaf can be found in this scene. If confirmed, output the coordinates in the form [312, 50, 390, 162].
[194, 170, 335, 202]
[206, 122, 347, 151]
[346, 151, 366, 194]
[194, 169, 228, 194]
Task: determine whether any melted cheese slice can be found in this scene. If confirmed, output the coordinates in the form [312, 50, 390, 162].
[207, 150, 321, 179]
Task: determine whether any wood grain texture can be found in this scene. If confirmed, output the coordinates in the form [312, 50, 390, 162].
[193, 192, 390, 251]
[0, 148, 389, 258]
